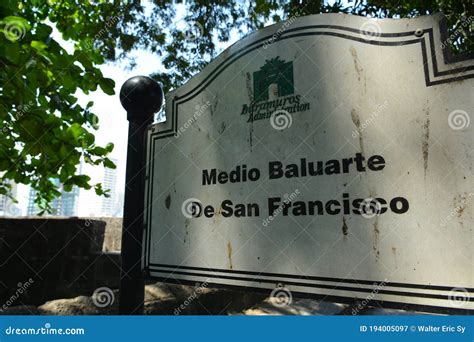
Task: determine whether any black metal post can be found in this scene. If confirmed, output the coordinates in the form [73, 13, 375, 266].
[119, 76, 163, 315]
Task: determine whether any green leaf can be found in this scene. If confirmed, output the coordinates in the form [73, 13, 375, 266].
[3, 43, 20, 63]
[83, 132, 95, 146]
[35, 23, 53, 40]
[94, 183, 110, 197]
[63, 182, 73, 192]
[67, 123, 85, 139]
[99, 78, 115, 95]
[90, 146, 107, 156]
[103, 158, 116, 169]
[86, 113, 99, 129]
[31, 40, 48, 51]
[0, 105, 7, 119]
[105, 142, 114, 152]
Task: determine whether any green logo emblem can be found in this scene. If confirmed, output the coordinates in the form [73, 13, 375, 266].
[253, 57, 294, 102]
[241, 57, 310, 123]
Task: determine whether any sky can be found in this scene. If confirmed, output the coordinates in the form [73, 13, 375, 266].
[85, 3, 240, 199]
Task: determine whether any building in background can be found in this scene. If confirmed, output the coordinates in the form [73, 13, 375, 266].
[60, 189, 79, 216]
[26, 180, 79, 216]
[1, 157, 124, 218]
[101, 158, 122, 217]
[0, 182, 20, 216]
[77, 158, 123, 217]
[115, 191, 124, 217]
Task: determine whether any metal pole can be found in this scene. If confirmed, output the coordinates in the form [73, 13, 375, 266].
[119, 76, 163, 315]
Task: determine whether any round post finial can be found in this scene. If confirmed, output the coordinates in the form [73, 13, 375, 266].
[120, 76, 164, 123]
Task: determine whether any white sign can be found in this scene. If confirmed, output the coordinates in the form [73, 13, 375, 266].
[143, 13, 474, 311]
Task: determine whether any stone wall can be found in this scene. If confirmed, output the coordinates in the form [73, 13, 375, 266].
[97, 217, 122, 252]
[0, 218, 120, 306]
[0, 217, 270, 315]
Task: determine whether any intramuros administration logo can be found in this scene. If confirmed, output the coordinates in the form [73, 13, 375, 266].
[241, 57, 310, 122]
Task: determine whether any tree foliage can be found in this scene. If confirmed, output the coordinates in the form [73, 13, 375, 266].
[0, 0, 471, 213]
[0, 0, 121, 213]
[146, 0, 473, 92]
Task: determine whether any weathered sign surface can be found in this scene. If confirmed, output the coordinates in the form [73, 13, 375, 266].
[143, 13, 473, 311]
